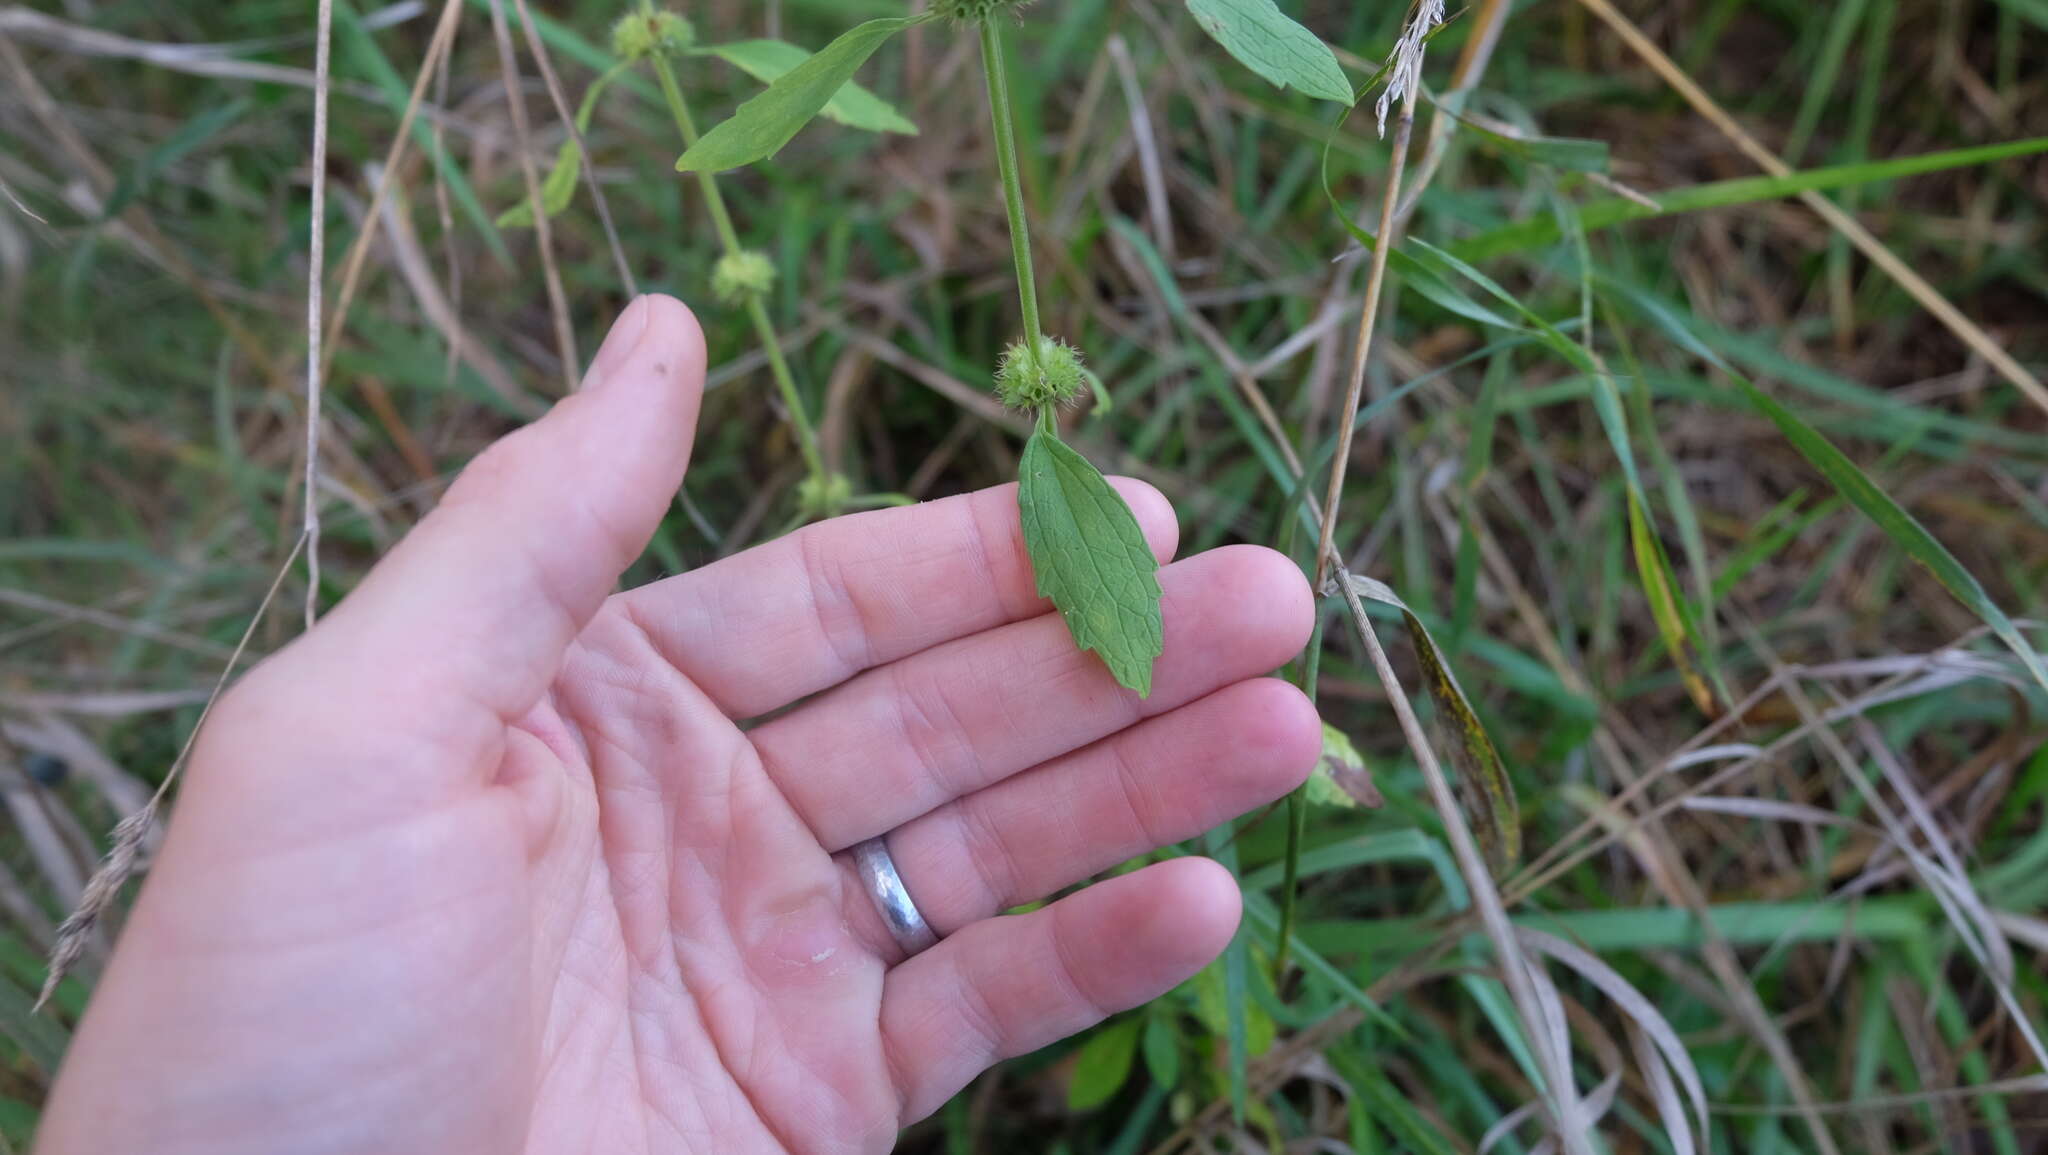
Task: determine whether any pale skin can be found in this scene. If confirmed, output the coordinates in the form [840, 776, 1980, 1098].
[38, 296, 1319, 1154]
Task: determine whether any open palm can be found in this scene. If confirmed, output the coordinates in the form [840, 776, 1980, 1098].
[39, 297, 1318, 1155]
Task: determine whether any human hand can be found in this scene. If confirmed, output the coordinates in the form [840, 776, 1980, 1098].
[37, 296, 1318, 1154]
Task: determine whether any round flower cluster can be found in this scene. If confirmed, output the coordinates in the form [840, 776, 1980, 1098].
[995, 335, 1087, 410]
[610, 10, 694, 62]
[795, 471, 853, 518]
[712, 250, 776, 304]
[933, 0, 1032, 26]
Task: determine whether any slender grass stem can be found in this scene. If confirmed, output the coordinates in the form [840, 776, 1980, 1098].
[1332, 567, 1594, 1155]
[978, 18, 1045, 373]
[1312, 84, 1418, 591]
[649, 51, 826, 482]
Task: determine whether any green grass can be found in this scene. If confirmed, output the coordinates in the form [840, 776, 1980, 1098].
[4, 0, 2048, 1151]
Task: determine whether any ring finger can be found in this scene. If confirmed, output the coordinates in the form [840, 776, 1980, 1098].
[838, 676, 1320, 957]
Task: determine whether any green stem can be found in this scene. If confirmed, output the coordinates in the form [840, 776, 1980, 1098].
[977, 18, 1044, 372]
[1272, 613, 1324, 988]
[649, 51, 826, 482]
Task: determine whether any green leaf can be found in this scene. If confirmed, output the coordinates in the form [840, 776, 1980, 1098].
[697, 39, 918, 135]
[1628, 489, 1719, 717]
[1185, 0, 1353, 103]
[1141, 1013, 1181, 1089]
[1989, 0, 2048, 32]
[1017, 428, 1164, 696]
[0, 970, 68, 1077]
[496, 137, 583, 228]
[676, 16, 922, 173]
[1306, 722, 1384, 809]
[1349, 575, 1521, 872]
[1194, 957, 1276, 1057]
[497, 63, 625, 230]
[1067, 1016, 1142, 1111]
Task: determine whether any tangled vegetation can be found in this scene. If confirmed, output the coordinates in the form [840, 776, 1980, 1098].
[4, 0, 2048, 1150]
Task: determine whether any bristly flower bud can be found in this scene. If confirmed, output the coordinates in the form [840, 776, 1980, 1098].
[933, 0, 1032, 26]
[795, 471, 853, 519]
[611, 9, 695, 63]
[712, 250, 776, 304]
[995, 335, 1087, 409]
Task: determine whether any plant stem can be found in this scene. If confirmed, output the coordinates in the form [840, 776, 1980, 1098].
[977, 18, 1044, 372]
[1332, 567, 1594, 1155]
[1312, 82, 1418, 592]
[1271, 613, 1323, 986]
[649, 51, 826, 481]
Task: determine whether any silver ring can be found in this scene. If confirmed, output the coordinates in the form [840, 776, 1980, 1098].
[851, 836, 939, 957]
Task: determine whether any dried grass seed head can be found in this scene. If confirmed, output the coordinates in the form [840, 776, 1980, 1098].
[1376, 0, 1445, 136]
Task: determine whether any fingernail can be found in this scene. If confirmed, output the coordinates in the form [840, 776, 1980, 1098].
[585, 295, 652, 390]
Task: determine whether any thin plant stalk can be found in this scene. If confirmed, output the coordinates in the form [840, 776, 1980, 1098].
[648, 52, 827, 483]
[1270, 613, 1323, 984]
[1312, 81, 1419, 591]
[1276, 73, 1421, 984]
[977, 17, 1045, 373]
[38, 532, 308, 1010]
[303, 0, 335, 629]
[487, 0, 579, 394]
[318, 0, 466, 386]
[1333, 569, 1594, 1155]
[510, 0, 635, 294]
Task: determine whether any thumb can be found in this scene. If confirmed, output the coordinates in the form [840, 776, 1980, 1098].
[307, 293, 705, 727]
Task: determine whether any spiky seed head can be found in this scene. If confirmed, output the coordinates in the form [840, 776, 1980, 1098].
[712, 250, 776, 304]
[611, 9, 695, 62]
[933, 0, 1032, 26]
[994, 335, 1087, 409]
[795, 471, 853, 518]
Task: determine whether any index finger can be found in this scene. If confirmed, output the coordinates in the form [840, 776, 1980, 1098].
[612, 478, 1177, 718]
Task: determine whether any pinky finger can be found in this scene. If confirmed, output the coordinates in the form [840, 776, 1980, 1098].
[878, 857, 1240, 1123]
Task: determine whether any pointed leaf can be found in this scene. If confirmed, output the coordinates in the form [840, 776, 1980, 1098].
[677, 16, 921, 172]
[1142, 1013, 1181, 1089]
[1018, 430, 1164, 696]
[496, 63, 625, 229]
[1185, 0, 1353, 103]
[496, 137, 582, 228]
[1350, 575, 1521, 871]
[698, 39, 917, 135]
[1628, 491, 1718, 716]
[1067, 1016, 1142, 1111]
[1306, 722, 1384, 809]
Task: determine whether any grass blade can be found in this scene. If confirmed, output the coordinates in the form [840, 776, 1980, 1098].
[1450, 137, 2048, 261]
[1728, 377, 2048, 696]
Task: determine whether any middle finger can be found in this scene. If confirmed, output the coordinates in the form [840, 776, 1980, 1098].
[749, 544, 1311, 850]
